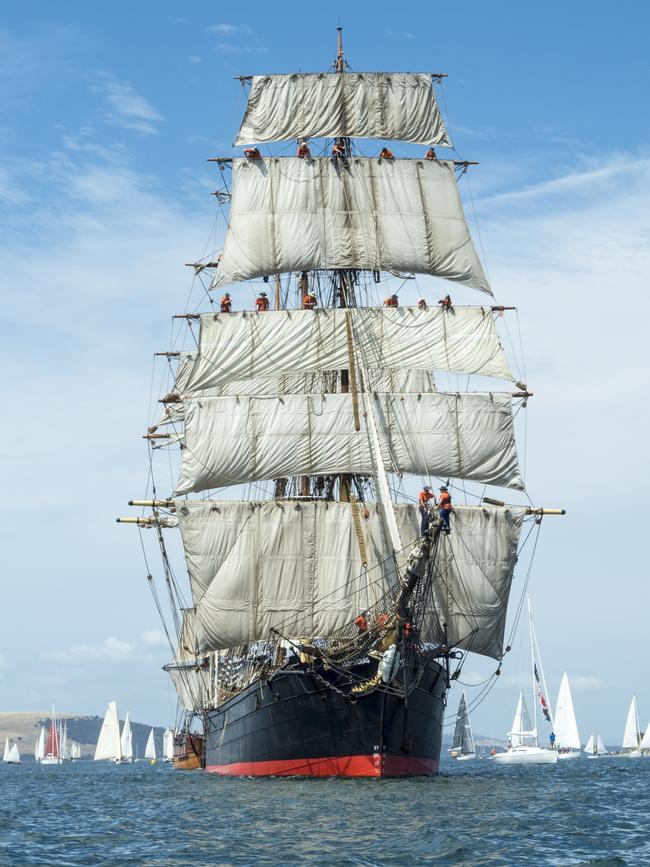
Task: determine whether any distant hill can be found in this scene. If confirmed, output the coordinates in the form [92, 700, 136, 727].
[0, 712, 166, 759]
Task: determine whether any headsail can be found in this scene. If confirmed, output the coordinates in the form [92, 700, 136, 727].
[145, 729, 157, 760]
[212, 158, 491, 294]
[509, 692, 537, 747]
[235, 72, 452, 146]
[34, 726, 45, 761]
[622, 695, 641, 750]
[120, 711, 133, 761]
[553, 672, 581, 751]
[179, 307, 512, 395]
[175, 392, 523, 495]
[94, 701, 122, 762]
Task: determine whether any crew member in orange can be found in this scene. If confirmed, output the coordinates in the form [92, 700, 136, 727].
[297, 139, 311, 159]
[255, 291, 269, 311]
[332, 138, 346, 158]
[384, 294, 399, 308]
[417, 298, 428, 310]
[243, 147, 261, 159]
[439, 294, 453, 310]
[438, 485, 452, 534]
[425, 147, 437, 160]
[379, 147, 394, 160]
[303, 292, 317, 309]
[418, 485, 435, 534]
[220, 292, 232, 313]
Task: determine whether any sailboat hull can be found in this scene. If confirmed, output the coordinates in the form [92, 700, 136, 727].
[204, 659, 446, 777]
[493, 746, 558, 765]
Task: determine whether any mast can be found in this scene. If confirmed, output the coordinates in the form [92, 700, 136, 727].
[527, 598, 538, 744]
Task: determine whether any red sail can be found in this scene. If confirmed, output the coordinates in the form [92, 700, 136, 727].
[45, 724, 60, 757]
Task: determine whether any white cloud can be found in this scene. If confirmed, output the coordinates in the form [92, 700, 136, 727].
[46, 636, 135, 665]
[141, 630, 169, 648]
[92, 71, 164, 135]
[207, 23, 251, 35]
[188, 55, 202, 65]
[570, 675, 604, 691]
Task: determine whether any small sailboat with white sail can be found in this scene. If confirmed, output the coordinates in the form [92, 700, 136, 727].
[621, 695, 642, 757]
[450, 693, 476, 761]
[3, 738, 20, 764]
[554, 672, 581, 759]
[145, 728, 157, 765]
[94, 701, 123, 763]
[494, 599, 557, 765]
[34, 726, 45, 763]
[120, 711, 134, 763]
[584, 732, 608, 758]
[162, 729, 174, 764]
[41, 706, 63, 765]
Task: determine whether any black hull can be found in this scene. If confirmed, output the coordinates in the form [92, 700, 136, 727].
[204, 659, 447, 777]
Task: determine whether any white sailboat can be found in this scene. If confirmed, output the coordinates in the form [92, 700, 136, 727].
[494, 599, 557, 765]
[94, 701, 123, 763]
[162, 729, 175, 763]
[71, 742, 82, 761]
[34, 726, 45, 762]
[2, 737, 10, 762]
[120, 711, 134, 763]
[622, 694, 642, 757]
[450, 693, 476, 761]
[145, 728, 157, 764]
[639, 722, 650, 755]
[554, 672, 581, 759]
[584, 732, 608, 758]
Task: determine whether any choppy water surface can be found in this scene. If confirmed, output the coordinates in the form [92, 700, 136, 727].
[1, 757, 648, 866]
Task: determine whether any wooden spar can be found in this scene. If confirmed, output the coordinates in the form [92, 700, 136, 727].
[454, 160, 479, 167]
[143, 433, 172, 440]
[209, 157, 478, 165]
[482, 497, 566, 516]
[274, 274, 281, 310]
[512, 390, 533, 398]
[491, 306, 516, 312]
[350, 496, 369, 567]
[173, 314, 200, 319]
[128, 500, 173, 507]
[185, 261, 220, 270]
[335, 26, 344, 72]
[116, 517, 161, 526]
[154, 351, 180, 357]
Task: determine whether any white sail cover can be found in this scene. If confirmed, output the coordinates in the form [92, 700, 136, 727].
[35, 726, 45, 761]
[145, 729, 156, 760]
[554, 672, 581, 751]
[509, 692, 537, 747]
[175, 392, 523, 495]
[94, 701, 122, 761]
[174, 501, 523, 657]
[163, 729, 175, 762]
[622, 695, 640, 749]
[120, 712, 133, 761]
[235, 72, 452, 146]
[212, 158, 491, 294]
[182, 308, 510, 395]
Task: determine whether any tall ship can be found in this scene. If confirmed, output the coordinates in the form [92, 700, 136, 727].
[118, 31, 563, 777]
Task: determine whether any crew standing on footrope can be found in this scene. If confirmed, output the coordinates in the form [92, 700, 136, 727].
[418, 485, 436, 534]
[384, 294, 399, 308]
[303, 291, 317, 309]
[255, 291, 269, 311]
[220, 292, 232, 313]
[438, 486, 452, 534]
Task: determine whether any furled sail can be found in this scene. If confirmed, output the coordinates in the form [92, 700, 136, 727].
[554, 672, 581, 751]
[174, 501, 523, 656]
[427, 506, 524, 659]
[235, 72, 452, 147]
[175, 392, 523, 495]
[212, 158, 491, 294]
[181, 307, 511, 394]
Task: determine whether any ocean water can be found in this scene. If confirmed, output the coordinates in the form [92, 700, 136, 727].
[1, 757, 648, 866]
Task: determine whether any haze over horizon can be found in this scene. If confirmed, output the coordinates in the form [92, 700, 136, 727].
[1, 1, 649, 744]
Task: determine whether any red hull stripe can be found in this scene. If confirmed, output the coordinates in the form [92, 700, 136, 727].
[204, 754, 437, 778]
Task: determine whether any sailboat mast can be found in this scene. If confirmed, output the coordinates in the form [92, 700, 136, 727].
[527, 598, 538, 743]
[530, 610, 554, 730]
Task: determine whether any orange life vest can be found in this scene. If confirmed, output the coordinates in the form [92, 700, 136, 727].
[255, 296, 269, 311]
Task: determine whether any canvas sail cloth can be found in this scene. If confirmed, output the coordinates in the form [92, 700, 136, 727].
[159, 358, 437, 428]
[164, 608, 211, 714]
[235, 72, 452, 146]
[175, 392, 523, 495]
[212, 158, 491, 294]
[452, 692, 475, 755]
[554, 672, 581, 751]
[174, 501, 523, 659]
[94, 701, 122, 761]
[509, 692, 537, 747]
[622, 695, 641, 750]
[145, 729, 156, 760]
[34, 727, 45, 761]
[181, 307, 511, 395]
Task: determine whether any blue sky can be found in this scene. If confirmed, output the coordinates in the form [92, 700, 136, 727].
[1, 1, 650, 741]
